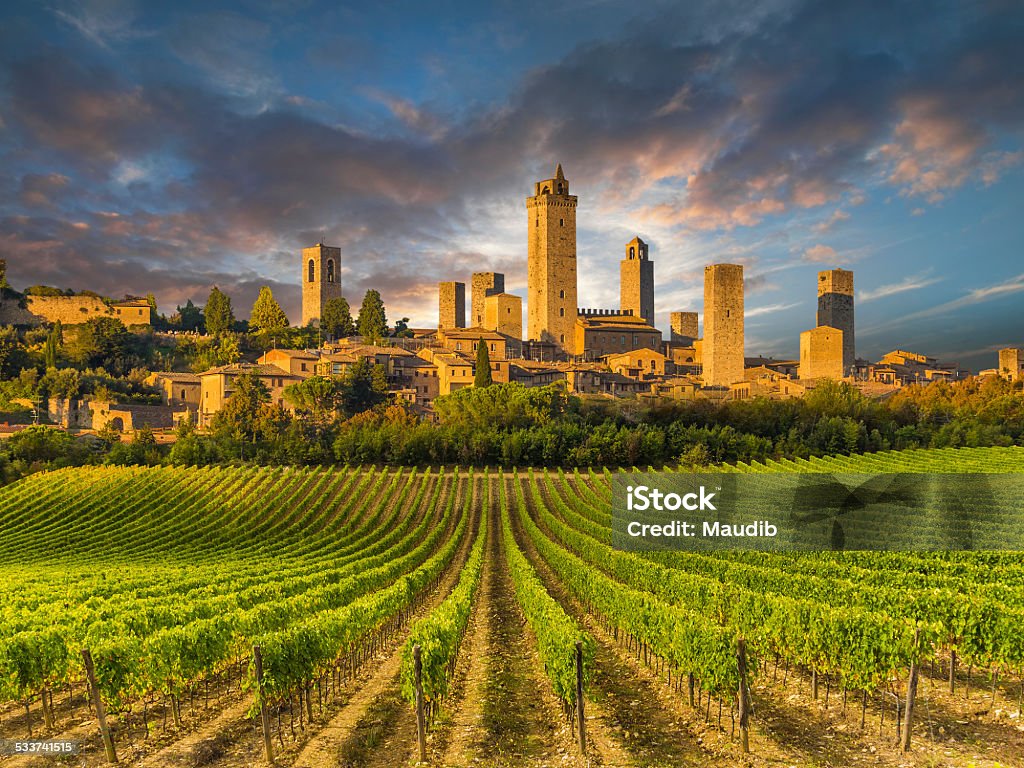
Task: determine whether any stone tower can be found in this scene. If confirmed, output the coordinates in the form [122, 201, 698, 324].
[301, 243, 342, 327]
[471, 272, 504, 328]
[620, 236, 654, 326]
[484, 293, 523, 340]
[816, 269, 855, 372]
[670, 311, 698, 345]
[800, 326, 844, 380]
[702, 264, 744, 386]
[527, 164, 578, 355]
[438, 281, 466, 330]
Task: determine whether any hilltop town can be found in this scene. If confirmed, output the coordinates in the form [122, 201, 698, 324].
[0, 165, 1021, 440]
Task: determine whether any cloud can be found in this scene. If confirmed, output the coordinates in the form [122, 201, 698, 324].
[803, 244, 837, 263]
[1, 0, 1022, 331]
[745, 301, 802, 318]
[814, 208, 850, 232]
[888, 273, 1024, 324]
[858, 272, 943, 303]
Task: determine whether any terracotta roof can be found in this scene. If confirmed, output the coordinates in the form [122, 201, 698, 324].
[198, 363, 298, 378]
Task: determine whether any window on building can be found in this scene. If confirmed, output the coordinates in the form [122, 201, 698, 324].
[560, 218, 564, 226]
[560, 334, 565, 343]
[456, 342, 462, 351]
[301, 363, 307, 372]
[559, 308, 565, 317]
[559, 290, 565, 299]
[726, 310, 731, 318]
[630, 247, 635, 258]
[181, 389, 186, 400]
[326, 260, 335, 284]
[308, 259, 315, 282]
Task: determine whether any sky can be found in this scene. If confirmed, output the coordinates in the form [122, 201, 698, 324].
[1, 0, 1022, 371]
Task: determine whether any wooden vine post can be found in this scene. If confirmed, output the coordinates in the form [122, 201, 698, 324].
[81, 649, 118, 764]
[414, 644, 427, 763]
[901, 630, 921, 753]
[253, 645, 275, 765]
[575, 641, 587, 753]
[737, 637, 751, 754]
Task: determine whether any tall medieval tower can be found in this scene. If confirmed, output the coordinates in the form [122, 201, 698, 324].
[302, 243, 342, 327]
[527, 164, 578, 355]
[620, 236, 654, 326]
[703, 264, 744, 386]
[816, 269, 855, 373]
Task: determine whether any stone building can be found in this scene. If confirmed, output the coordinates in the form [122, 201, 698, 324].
[702, 264, 744, 386]
[147, 372, 202, 411]
[483, 293, 523, 340]
[527, 164, 578, 355]
[198, 363, 301, 427]
[816, 268, 855, 373]
[605, 348, 671, 379]
[258, 349, 319, 378]
[471, 273, 504, 328]
[301, 243, 342, 327]
[670, 311, 698, 345]
[573, 311, 662, 359]
[999, 348, 1023, 381]
[799, 326, 844, 380]
[620, 237, 654, 326]
[438, 281, 466, 330]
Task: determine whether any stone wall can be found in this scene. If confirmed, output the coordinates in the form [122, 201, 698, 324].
[28, 296, 116, 325]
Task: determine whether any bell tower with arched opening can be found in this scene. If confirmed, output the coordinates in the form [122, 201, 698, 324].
[301, 243, 343, 327]
[527, 163, 578, 355]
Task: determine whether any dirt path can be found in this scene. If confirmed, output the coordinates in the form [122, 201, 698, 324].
[514, 476, 718, 768]
[453, 480, 580, 768]
[289, 474, 478, 768]
[435, 519, 494, 766]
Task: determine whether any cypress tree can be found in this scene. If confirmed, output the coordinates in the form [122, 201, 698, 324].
[475, 341, 493, 387]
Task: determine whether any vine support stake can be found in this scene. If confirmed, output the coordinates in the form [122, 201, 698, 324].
[737, 638, 751, 754]
[253, 645, 275, 765]
[576, 641, 587, 754]
[901, 631, 921, 753]
[414, 644, 427, 763]
[81, 648, 118, 764]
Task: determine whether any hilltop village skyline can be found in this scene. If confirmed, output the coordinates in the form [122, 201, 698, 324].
[4, 163, 1022, 438]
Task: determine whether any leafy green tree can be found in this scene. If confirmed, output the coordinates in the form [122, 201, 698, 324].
[321, 297, 355, 339]
[393, 317, 413, 337]
[205, 287, 235, 336]
[43, 321, 62, 369]
[284, 376, 343, 423]
[0, 326, 28, 379]
[249, 286, 290, 333]
[342, 357, 389, 414]
[211, 372, 270, 444]
[69, 317, 137, 375]
[357, 290, 387, 341]
[168, 414, 208, 466]
[475, 342, 493, 388]
[176, 299, 204, 333]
